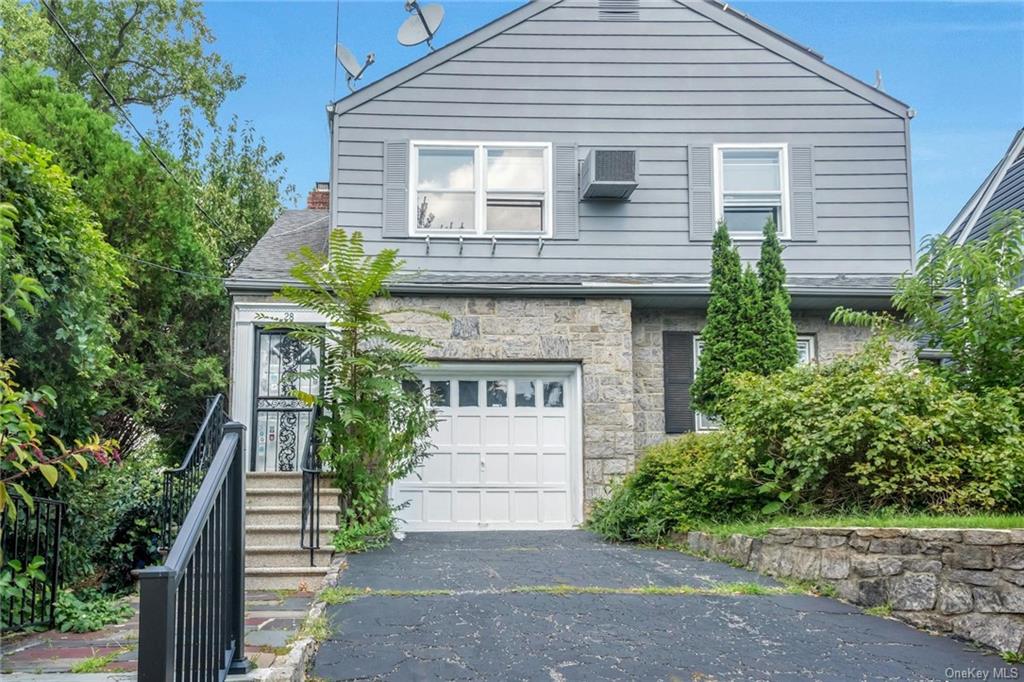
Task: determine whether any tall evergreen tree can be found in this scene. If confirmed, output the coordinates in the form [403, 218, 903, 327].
[692, 221, 745, 415]
[756, 218, 798, 373]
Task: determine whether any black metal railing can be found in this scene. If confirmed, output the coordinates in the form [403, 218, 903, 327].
[161, 395, 227, 550]
[1, 496, 65, 631]
[137, 422, 248, 682]
[300, 405, 322, 567]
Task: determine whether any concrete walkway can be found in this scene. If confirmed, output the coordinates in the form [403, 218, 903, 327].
[314, 531, 1020, 681]
[0, 590, 313, 678]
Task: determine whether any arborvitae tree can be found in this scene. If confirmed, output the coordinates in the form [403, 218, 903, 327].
[756, 218, 798, 373]
[691, 221, 745, 415]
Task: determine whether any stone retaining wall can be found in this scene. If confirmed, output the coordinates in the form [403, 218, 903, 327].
[684, 527, 1024, 655]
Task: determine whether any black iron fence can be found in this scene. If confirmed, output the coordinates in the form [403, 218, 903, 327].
[161, 395, 227, 550]
[300, 405, 322, 566]
[1, 496, 65, 631]
[137, 422, 248, 682]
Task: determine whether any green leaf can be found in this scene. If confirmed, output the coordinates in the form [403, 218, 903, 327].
[38, 464, 58, 487]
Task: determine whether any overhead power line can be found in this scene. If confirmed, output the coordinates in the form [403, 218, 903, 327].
[39, 0, 231, 242]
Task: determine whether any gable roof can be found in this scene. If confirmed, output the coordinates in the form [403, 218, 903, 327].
[228, 209, 329, 284]
[943, 128, 1024, 246]
[330, 0, 911, 119]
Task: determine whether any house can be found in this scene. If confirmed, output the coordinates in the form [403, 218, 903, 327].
[943, 127, 1024, 247]
[226, 0, 915, 538]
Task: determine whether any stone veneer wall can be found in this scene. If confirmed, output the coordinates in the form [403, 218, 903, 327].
[685, 527, 1024, 655]
[378, 296, 635, 503]
[631, 310, 872, 452]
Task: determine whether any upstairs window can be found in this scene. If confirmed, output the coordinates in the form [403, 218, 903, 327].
[714, 144, 789, 239]
[410, 142, 551, 237]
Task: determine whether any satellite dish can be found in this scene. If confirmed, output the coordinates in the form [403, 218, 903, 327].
[336, 42, 374, 92]
[398, 1, 444, 51]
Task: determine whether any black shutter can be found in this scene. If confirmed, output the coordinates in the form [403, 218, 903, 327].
[663, 331, 696, 434]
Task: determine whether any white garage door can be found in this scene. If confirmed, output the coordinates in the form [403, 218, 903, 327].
[392, 364, 582, 531]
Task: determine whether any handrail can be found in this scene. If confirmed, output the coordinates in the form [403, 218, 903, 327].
[161, 395, 227, 550]
[300, 405, 322, 566]
[138, 422, 248, 682]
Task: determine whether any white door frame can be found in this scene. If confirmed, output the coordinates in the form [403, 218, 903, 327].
[393, 361, 585, 530]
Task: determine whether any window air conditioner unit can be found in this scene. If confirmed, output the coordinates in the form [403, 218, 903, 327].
[579, 148, 638, 200]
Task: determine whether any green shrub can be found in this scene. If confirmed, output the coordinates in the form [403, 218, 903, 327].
[722, 339, 1024, 514]
[588, 432, 758, 543]
[54, 589, 133, 633]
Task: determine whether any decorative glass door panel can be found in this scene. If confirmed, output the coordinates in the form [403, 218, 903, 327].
[252, 329, 319, 472]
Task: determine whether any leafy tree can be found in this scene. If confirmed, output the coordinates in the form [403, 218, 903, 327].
[0, 128, 126, 438]
[834, 210, 1024, 393]
[5, 0, 242, 126]
[756, 219, 798, 373]
[1, 68, 227, 452]
[278, 230, 446, 548]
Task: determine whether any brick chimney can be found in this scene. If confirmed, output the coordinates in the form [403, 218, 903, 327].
[306, 181, 329, 210]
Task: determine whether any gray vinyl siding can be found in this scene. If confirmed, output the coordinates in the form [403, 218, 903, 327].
[333, 0, 913, 277]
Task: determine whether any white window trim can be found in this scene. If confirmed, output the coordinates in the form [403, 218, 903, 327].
[408, 140, 553, 239]
[713, 142, 791, 241]
[692, 333, 815, 432]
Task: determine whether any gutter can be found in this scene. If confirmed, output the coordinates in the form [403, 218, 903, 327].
[225, 277, 897, 299]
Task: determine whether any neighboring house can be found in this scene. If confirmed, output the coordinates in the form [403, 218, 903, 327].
[227, 0, 915, 533]
[943, 127, 1024, 247]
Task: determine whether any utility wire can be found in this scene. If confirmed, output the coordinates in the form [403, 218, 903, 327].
[123, 254, 227, 281]
[39, 0, 230, 241]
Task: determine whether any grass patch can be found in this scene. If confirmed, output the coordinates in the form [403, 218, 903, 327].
[1002, 651, 1024, 664]
[863, 604, 893, 618]
[694, 513, 1024, 539]
[320, 582, 808, 600]
[70, 649, 124, 674]
[297, 614, 331, 642]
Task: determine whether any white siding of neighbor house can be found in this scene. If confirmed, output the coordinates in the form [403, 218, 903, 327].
[331, 0, 914, 277]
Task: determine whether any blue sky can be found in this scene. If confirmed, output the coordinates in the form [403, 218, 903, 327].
[197, 0, 1024, 246]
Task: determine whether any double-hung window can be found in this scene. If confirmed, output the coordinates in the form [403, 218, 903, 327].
[693, 334, 814, 432]
[410, 142, 551, 237]
[714, 144, 789, 239]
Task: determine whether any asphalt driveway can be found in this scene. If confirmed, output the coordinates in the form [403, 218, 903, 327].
[313, 531, 1016, 681]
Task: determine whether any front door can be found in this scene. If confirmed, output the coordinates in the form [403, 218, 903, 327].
[251, 329, 319, 472]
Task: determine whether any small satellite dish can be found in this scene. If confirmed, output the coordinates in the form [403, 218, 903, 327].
[336, 42, 374, 92]
[398, 1, 444, 51]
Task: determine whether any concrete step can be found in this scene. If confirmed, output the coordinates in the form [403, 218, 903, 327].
[245, 566, 331, 591]
[247, 524, 338, 547]
[246, 471, 302, 491]
[247, 545, 334, 568]
[245, 505, 341, 525]
[245, 488, 341, 505]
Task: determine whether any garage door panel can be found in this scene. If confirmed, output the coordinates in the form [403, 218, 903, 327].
[484, 417, 510, 446]
[421, 452, 452, 483]
[454, 491, 481, 522]
[482, 491, 510, 522]
[542, 416, 567, 446]
[426, 490, 453, 523]
[511, 453, 539, 483]
[512, 417, 538, 446]
[512, 491, 541, 524]
[482, 453, 510, 483]
[453, 453, 480, 484]
[455, 416, 482, 446]
[394, 367, 579, 531]
[541, 491, 569, 523]
[541, 453, 569, 484]
[429, 418, 452, 446]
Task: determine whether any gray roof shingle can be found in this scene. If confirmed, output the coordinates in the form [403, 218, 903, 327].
[229, 209, 329, 282]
